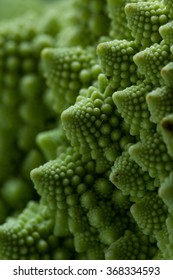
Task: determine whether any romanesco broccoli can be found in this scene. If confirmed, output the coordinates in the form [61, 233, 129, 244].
[1, 0, 173, 260]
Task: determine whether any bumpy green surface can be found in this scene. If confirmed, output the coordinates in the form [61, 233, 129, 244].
[1, 0, 173, 260]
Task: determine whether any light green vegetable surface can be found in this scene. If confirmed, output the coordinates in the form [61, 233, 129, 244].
[0, 0, 173, 260]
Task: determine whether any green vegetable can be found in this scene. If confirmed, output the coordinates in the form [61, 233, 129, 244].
[1, 0, 173, 260]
